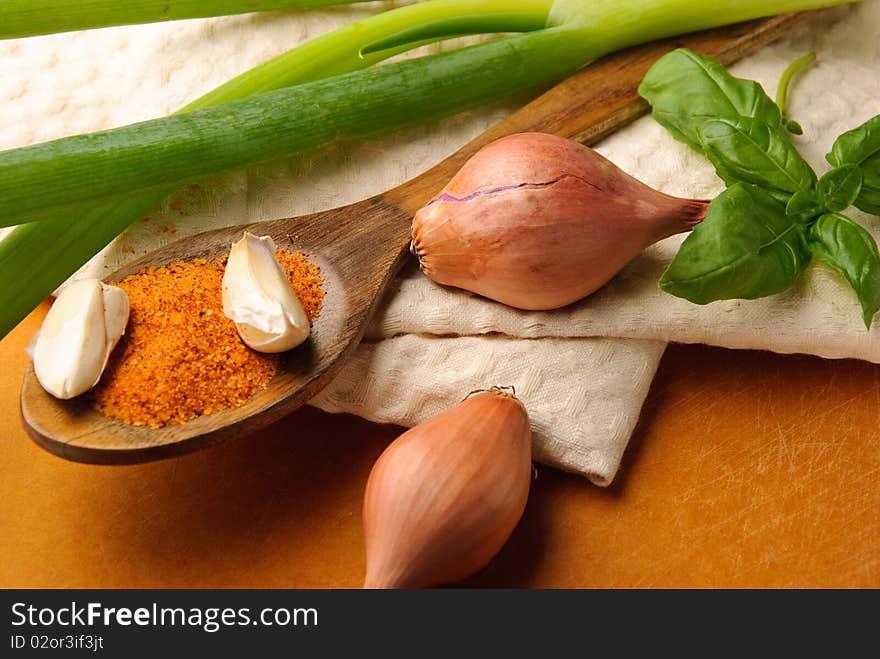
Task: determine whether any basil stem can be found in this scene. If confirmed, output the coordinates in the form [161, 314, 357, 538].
[786, 189, 822, 223]
[775, 52, 816, 134]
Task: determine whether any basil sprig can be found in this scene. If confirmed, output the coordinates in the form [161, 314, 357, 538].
[639, 48, 880, 329]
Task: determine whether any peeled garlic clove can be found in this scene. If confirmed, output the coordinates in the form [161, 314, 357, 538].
[32, 278, 130, 400]
[411, 132, 708, 310]
[222, 231, 309, 353]
[363, 389, 532, 589]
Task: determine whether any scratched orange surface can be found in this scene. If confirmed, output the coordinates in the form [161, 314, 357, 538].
[1, 301, 877, 588]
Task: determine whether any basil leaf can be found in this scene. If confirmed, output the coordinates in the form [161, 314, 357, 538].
[809, 213, 880, 329]
[786, 189, 822, 224]
[660, 183, 809, 304]
[855, 154, 880, 215]
[697, 116, 817, 196]
[639, 48, 783, 152]
[827, 114, 880, 215]
[827, 114, 880, 168]
[853, 182, 880, 216]
[817, 164, 863, 212]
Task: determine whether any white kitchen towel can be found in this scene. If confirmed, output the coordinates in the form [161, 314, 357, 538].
[311, 335, 665, 487]
[1, 1, 877, 484]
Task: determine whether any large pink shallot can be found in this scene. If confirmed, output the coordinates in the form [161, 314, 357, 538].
[411, 132, 708, 310]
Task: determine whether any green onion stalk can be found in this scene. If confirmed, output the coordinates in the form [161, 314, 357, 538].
[0, 1, 371, 39]
[0, 0, 862, 339]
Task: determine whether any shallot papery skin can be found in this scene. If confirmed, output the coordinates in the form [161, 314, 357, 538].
[411, 132, 708, 310]
[362, 389, 532, 589]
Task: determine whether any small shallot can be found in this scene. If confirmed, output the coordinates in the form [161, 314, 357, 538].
[362, 388, 532, 589]
[411, 132, 708, 310]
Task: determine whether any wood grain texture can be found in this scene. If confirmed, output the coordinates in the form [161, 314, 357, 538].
[2, 304, 877, 587]
[21, 12, 808, 464]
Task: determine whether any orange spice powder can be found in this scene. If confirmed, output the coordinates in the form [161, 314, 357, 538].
[91, 250, 324, 428]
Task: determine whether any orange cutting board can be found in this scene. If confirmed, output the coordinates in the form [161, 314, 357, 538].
[2, 304, 878, 588]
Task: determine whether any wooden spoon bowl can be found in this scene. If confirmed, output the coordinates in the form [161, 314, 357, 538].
[21, 200, 412, 463]
[20, 13, 806, 464]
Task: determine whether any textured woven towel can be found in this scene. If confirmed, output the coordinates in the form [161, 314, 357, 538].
[2, 1, 878, 485]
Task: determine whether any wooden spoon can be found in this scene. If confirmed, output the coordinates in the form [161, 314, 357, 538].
[21, 13, 806, 464]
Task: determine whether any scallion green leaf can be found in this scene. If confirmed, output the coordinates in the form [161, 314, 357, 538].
[1, 30, 585, 225]
[0, 1, 369, 39]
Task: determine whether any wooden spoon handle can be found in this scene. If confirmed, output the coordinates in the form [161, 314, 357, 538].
[388, 12, 806, 215]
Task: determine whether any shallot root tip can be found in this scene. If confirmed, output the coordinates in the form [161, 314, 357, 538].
[464, 385, 517, 401]
[408, 239, 427, 271]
